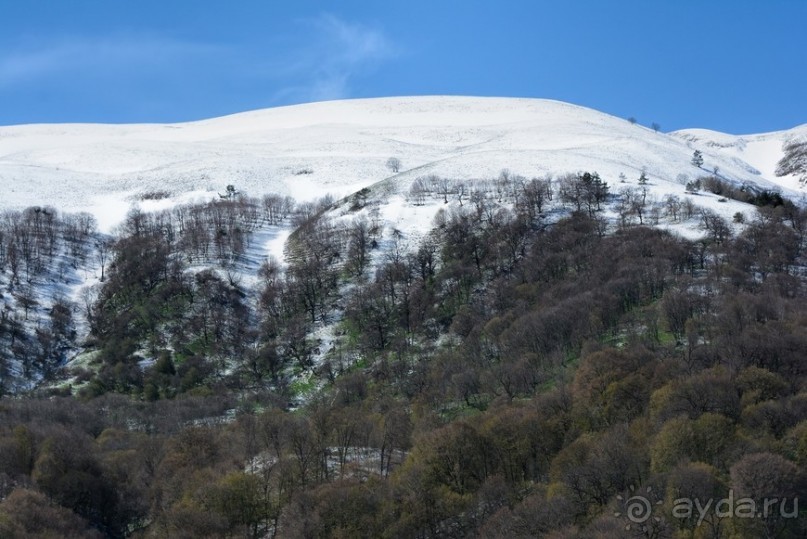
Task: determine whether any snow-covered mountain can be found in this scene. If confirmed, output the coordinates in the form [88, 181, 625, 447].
[2, 96, 804, 391]
[1, 96, 803, 232]
[672, 124, 807, 192]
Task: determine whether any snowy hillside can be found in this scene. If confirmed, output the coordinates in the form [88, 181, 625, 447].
[1, 96, 803, 232]
[673, 123, 807, 193]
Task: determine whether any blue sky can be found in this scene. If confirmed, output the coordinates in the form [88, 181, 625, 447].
[1, 1, 805, 133]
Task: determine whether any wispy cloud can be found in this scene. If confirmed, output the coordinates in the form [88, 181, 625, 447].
[0, 16, 399, 119]
[270, 14, 399, 103]
[0, 35, 221, 88]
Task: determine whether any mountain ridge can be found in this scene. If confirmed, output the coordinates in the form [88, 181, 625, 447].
[0, 96, 803, 232]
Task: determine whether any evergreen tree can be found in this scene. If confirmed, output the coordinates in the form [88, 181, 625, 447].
[638, 171, 649, 185]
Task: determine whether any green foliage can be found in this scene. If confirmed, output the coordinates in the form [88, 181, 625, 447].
[2, 190, 807, 537]
[651, 413, 736, 473]
[783, 420, 807, 466]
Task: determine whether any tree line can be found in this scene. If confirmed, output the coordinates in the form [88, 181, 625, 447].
[1, 170, 806, 536]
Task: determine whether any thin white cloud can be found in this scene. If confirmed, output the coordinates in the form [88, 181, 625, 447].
[0, 18, 399, 110]
[315, 14, 396, 67]
[0, 35, 221, 88]
[272, 14, 399, 103]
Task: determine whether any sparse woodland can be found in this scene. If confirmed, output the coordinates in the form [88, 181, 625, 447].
[0, 170, 806, 538]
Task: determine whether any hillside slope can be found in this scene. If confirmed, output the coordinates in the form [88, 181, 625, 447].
[1, 96, 802, 232]
[673, 123, 807, 193]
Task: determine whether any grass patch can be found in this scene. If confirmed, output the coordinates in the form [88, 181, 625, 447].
[289, 373, 319, 398]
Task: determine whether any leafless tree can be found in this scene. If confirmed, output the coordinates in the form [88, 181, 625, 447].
[386, 157, 402, 173]
[435, 177, 453, 204]
[663, 194, 682, 222]
[95, 238, 112, 282]
[407, 178, 427, 206]
[346, 217, 372, 277]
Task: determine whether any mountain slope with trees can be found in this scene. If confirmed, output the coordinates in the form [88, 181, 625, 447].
[0, 98, 805, 537]
[1, 97, 803, 231]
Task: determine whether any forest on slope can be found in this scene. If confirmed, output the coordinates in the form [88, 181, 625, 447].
[0, 169, 806, 538]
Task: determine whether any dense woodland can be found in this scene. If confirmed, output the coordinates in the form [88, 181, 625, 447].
[0, 170, 806, 538]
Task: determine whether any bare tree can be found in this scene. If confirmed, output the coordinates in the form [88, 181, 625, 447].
[617, 186, 649, 225]
[559, 172, 607, 216]
[15, 285, 38, 321]
[699, 209, 731, 243]
[346, 217, 372, 277]
[663, 194, 682, 222]
[455, 181, 468, 207]
[435, 177, 453, 204]
[386, 157, 402, 173]
[95, 238, 112, 282]
[408, 178, 428, 206]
